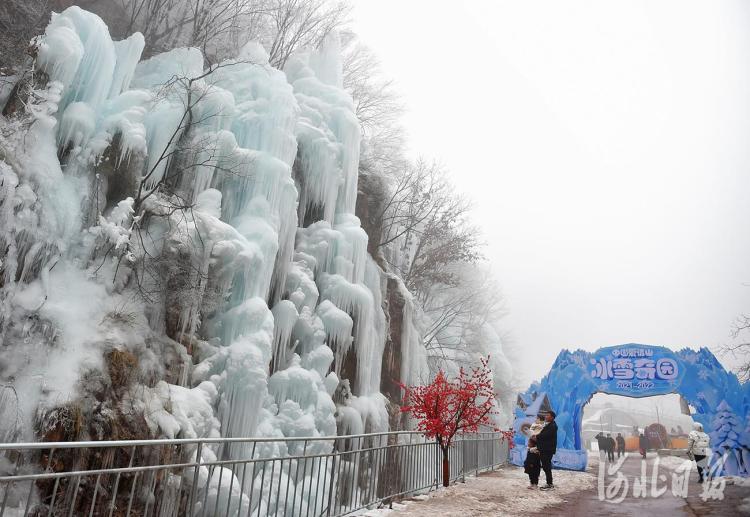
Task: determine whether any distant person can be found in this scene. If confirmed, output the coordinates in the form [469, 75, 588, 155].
[606, 433, 615, 461]
[687, 422, 711, 483]
[616, 433, 626, 458]
[524, 414, 545, 489]
[639, 433, 648, 459]
[595, 432, 607, 462]
[535, 411, 558, 491]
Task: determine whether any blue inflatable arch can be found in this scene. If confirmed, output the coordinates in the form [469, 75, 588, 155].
[511, 344, 750, 474]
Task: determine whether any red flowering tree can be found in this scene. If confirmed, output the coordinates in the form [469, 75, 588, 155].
[400, 357, 512, 487]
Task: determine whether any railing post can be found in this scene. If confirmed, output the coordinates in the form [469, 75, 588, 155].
[477, 435, 480, 472]
[325, 450, 336, 517]
[108, 445, 136, 517]
[495, 434, 498, 469]
[188, 441, 203, 516]
[435, 440, 440, 490]
[460, 437, 465, 483]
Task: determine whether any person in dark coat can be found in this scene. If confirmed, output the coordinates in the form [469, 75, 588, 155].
[616, 433, 626, 458]
[638, 432, 648, 459]
[595, 432, 608, 462]
[523, 414, 545, 488]
[535, 410, 558, 490]
[606, 434, 615, 461]
[523, 435, 542, 488]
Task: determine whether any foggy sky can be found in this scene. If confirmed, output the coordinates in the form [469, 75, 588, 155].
[351, 0, 750, 385]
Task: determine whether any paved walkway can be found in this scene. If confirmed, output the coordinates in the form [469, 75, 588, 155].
[535, 453, 748, 516]
[365, 453, 750, 516]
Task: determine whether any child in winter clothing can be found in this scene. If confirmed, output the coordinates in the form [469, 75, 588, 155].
[523, 415, 546, 488]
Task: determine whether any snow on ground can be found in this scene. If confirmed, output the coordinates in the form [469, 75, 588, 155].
[658, 453, 750, 486]
[357, 465, 595, 517]
[656, 454, 695, 471]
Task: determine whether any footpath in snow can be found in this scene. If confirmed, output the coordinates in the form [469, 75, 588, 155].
[359, 465, 595, 517]
[362, 453, 750, 516]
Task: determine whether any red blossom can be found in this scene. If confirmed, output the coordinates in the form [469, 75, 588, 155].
[500, 429, 515, 449]
[399, 356, 510, 448]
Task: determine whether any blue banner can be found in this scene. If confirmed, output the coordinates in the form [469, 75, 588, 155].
[588, 345, 684, 397]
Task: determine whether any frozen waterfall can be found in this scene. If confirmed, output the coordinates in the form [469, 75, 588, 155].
[0, 6, 430, 466]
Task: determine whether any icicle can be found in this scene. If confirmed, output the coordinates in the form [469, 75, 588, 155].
[271, 300, 299, 372]
[43, 7, 118, 114]
[318, 273, 377, 395]
[108, 33, 145, 99]
[285, 258, 319, 310]
[268, 355, 321, 410]
[100, 90, 150, 165]
[35, 14, 85, 87]
[285, 41, 361, 218]
[316, 300, 353, 373]
[290, 306, 326, 357]
[58, 101, 96, 150]
[400, 291, 428, 388]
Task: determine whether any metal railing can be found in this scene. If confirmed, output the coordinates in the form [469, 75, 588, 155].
[0, 431, 509, 517]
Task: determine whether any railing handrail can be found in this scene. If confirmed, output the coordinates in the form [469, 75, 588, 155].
[0, 439, 478, 483]
[0, 430, 510, 517]
[0, 430, 502, 451]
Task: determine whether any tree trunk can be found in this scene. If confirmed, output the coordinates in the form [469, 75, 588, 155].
[442, 446, 450, 487]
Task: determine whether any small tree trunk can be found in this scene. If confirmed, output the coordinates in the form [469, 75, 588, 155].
[442, 446, 450, 487]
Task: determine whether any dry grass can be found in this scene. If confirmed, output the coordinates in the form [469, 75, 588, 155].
[106, 348, 139, 390]
[102, 307, 139, 327]
[33, 398, 159, 516]
[38, 404, 84, 443]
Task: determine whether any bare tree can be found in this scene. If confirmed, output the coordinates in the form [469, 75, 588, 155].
[105, 0, 264, 58]
[719, 314, 750, 381]
[421, 266, 504, 353]
[404, 204, 481, 299]
[341, 29, 406, 197]
[132, 64, 237, 212]
[341, 31, 402, 137]
[182, 0, 268, 59]
[377, 159, 446, 249]
[264, 0, 350, 68]
[80, 0, 351, 64]
[119, 0, 179, 53]
[1, 0, 354, 73]
[377, 159, 481, 300]
[0, 0, 50, 71]
[85, 61, 256, 317]
[372, 157, 492, 362]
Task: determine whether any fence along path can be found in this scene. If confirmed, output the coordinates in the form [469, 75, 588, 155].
[0, 431, 509, 517]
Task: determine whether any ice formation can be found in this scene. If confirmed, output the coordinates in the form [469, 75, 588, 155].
[0, 5, 443, 514]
